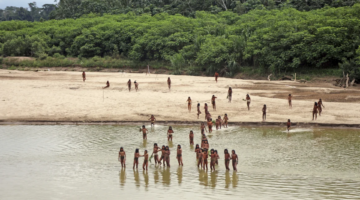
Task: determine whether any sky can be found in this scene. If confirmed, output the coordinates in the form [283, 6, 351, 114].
[0, 0, 56, 9]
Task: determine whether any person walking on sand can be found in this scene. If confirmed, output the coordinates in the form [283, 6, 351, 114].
[318, 99, 325, 116]
[231, 150, 238, 171]
[228, 87, 232, 102]
[287, 119, 291, 132]
[134, 81, 139, 92]
[103, 80, 110, 89]
[262, 104, 267, 121]
[177, 145, 183, 166]
[167, 126, 174, 141]
[211, 95, 217, 111]
[149, 115, 156, 127]
[288, 94, 292, 108]
[82, 71, 86, 82]
[167, 77, 171, 90]
[140, 125, 148, 139]
[197, 103, 201, 119]
[312, 102, 318, 120]
[186, 97, 192, 112]
[215, 72, 219, 83]
[118, 147, 126, 168]
[127, 79, 131, 92]
[246, 94, 251, 110]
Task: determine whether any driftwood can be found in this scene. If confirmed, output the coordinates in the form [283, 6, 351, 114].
[298, 79, 306, 83]
[267, 74, 272, 81]
[350, 79, 356, 87]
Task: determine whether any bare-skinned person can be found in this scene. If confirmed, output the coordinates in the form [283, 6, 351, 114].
[82, 71, 86, 82]
[186, 97, 192, 112]
[224, 149, 230, 171]
[262, 104, 267, 121]
[218, 116, 222, 129]
[127, 79, 131, 91]
[204, 103, 208, 120]
[165, 146, 171, 167]
[167, 77, 171, 90]
[203, 140, 209, 151]
[215, 118, 220, 130]
[223, 114, 229, 128]
[152, 143, 161, 165]
[140, 125, 148, 140]
[167, 126, 174, 141]
[231, 150, 238, 171]
[158, 145, 166, 167]
[287, 119, 291, 132]
[288, 94, 292, 108]
[228, 87, 232, 102]
[203, 149, 208, 170]
[215, 72, 219, 83]
[215, 150, 220, 165]
[211, 95, 217, 111]
[198, 148, 204, 168]
[133, 148, 141, 170]
[177, 145, 183, 166]
[149, 115, 156, 127]
[312, 102, 318, 120]
[195, 144, 201, 160]
[141, 150, 149, 171]
[205, 110, 211, 121]
[197, 103, 201, 119]
[189, 130, 194, 145]
[103, 80, 110, 89]
[134, 81, 139, 92]
[210, 149, 216, 171]
[318, 99, 325, 116]
[118, 147, 126, 168]
[207, 118, 213, 133]
[246, 94, 251, 110]
[200, 122, 207, 135]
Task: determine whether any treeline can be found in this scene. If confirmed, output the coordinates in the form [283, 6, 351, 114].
[1, 0, 360, 21]
[1, 5, 360, 80]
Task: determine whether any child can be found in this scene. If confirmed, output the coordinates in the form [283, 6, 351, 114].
[246, 94, 251, 110]
[203, 149, 208, 170]
[82, 71, 86, 82]
[133, 148, 140, 169]
[189, 130, 194, 145]
[186, 97, 192, 112]
[165, 146, 171, 167]
[318, 99, 325, 116]
[218, 116, 222, 129]
[167, 126, 174, 141]
[223, 114, 229, 128]
[149, 115, 156, 127]
[211, 95, 217, 111]
[197, 103, 201, 119]
[200, 122, 207, 134]
[177, 145, 183, 166]
[231, 150, 238, 171]
[142, 150, 149, 171]
[228, 87, 232, 102]
[224, 149, 230, 171]
[215, 118, 220, 130]
[210, 149, 216, 171]
[103, 80, 110, 89]
[262, 104, 267, 121]
[152, 143, 161, 165]
[127, 79, 131, 91]
[288, 94, 292, 108]
[215, 72, 219, 82]
[198, 148, 204, 168]
[134, 81, 139, 92]
[159, 145, 166, 167]
[312, 102, 318, 120]
[207, 118, 213, 133]
[215, 150, 220, 165]
[140, 125, 148, 140]
[287, 119, 291, 132]
[118, 147, 126, 168]
[195, 144, 201, 160]
[167, 77, 171, 90]
[205, 110, 211, 121]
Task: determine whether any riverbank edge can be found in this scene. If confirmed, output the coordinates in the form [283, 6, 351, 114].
[1, 120, 359, 128]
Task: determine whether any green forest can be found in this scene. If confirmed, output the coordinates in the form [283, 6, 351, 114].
[1, 0, 360, 81]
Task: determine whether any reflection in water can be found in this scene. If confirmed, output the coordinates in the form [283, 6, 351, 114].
[198, 169, 208, 187]
[154, 169, 159, 184]
[142, 139, 147, 148]
[287, 132, 292, 138]
[232, 172, 238, 188]
[134, 170, 140, 188]
[161, 168, 171, 186]
[210, 171, 218, 188]
[262, 128, 267, 137]
[119, 169, 126, 187]
[177, 167, 182, 185]
[168, 141, 174, 148]
[143, 171, 149, 188]
[225, 171, 231, 189]
[313, 130, 323, 138]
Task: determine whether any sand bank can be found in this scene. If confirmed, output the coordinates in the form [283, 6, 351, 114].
[1, 69, 360, 126]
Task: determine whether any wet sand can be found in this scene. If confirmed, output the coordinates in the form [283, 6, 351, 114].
[1, 69, 360, 125]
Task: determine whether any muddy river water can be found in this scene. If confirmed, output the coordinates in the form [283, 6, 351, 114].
[0, 125, 359, 200]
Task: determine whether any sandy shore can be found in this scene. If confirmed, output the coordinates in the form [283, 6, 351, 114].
[1, 69, 360, 126]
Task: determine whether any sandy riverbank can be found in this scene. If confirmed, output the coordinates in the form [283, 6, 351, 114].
[1, 69, 360, 125]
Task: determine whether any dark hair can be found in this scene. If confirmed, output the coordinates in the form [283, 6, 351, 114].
[198, 103, 200, 106]
[205, 103, 207, 106]
[314, 102, 318, 106]
[178, 144, 181, 148]
[232, 150, 236, 153]
[224, 149, 228, 153]
[154, 143, 157, 146]
[195, 144, 199, 149]
[288, 119, 290, 122]
[169, 126, 172, 130]
[165, 146, 169, 150]
[135, 148, 139, 153]
[289, 94, 291, 96]
[190, 130, 193, 133]
[215, 150, 218, 153]
[120, 147, 123, 151]
[162, 145, 165, 149]
[142, 125, 145, 128]
[211, 149, 214, 153]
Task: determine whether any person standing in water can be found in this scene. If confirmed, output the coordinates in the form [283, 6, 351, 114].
[197, 148, 204, 168]
[140, 125, 148, 140]
[197, 103, 201, 119]
[167, 126, 174, 141]
[287, 119, 291, 132]
[215, 150, 220, 166]
[133, 148, 141, 169]
[189, 130, 194, 145]
[203, 149, 208, 170]
[118, 147, 126, 168]
[177, 145, 183, 166]
[262, 104, 267, 121]
[231, 150, 238, 171]
[318, 99, 325, 116]
[223, 114, 229, 128]
[134, 81, 139, 92]
[165, 146, 171, 167]
[210, 149, 216, 171]
[158, 146, 166, 167]
[228, 87, 232, 102]
[186, 97, 192, 112]
[224, 149, 230, 171]
[148, 115, 156, 127]
[82, 71, 86, 82]
[288, 94, 292, 108]
[215, 72, 219, 83]
[127, 79, 131, 92]
[152, 143, 161, 165]
[167, 77, 171, 90]
[142, 150, 149, 171]
[211, 95, 217, 111]
[200, 122, 207, 134]
[207, 118, 213, 133]
[246, 94, 251, 110]
[103, 80, 110, 89]
[312, 102, 318, 120]
[218, 116, 222, 129]
[195, 144, 201, 160]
